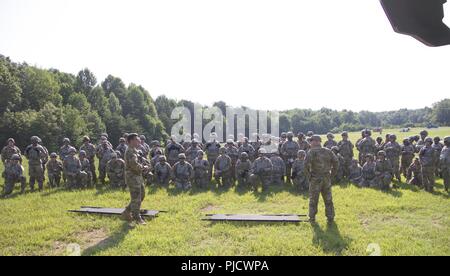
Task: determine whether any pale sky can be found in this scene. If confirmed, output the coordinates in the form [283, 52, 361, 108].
[0, 0, 449, 112]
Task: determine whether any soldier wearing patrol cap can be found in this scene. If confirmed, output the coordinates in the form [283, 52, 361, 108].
[338, 131, 354, 179]
[280, 132, 300, 183]
[249, 148, 273, 192]
[305, 135, 338, 223]
[192, 151, 210, 189]
[375, 150, 393, 190]
[214, 147, 233, 187]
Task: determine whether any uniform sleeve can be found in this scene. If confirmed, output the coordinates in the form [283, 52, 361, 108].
[330, 150, 339, 176]
[127, 153, 143, 174]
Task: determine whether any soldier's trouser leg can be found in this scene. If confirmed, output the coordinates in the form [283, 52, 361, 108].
[443, 169, 449, 191]
[208, 158, 216, 181]
[391, 158, 401, 180]
[286, 162, 292, 181]
[126, 183, 145, 220]
[48, 174, 55, 188]
[99, 164, 106, 184]
[89, 159, 97, 183]
[422, 167, 435, 192]
[3, 179, 14, 195]
[309, 176, 334, 221]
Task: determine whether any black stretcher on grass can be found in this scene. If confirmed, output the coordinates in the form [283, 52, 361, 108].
[203, 214, 308, 223]
[69, 206, 161, 218]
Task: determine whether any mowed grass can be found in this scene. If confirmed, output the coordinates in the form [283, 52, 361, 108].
[0, 127, 449, 256]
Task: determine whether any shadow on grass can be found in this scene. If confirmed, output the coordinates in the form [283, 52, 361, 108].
[82, 223, 131, 256]
[311, 221, 351, 255]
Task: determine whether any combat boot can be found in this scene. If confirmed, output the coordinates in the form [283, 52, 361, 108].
[120, 210, 133, 222]
[135, 216, 147, 225]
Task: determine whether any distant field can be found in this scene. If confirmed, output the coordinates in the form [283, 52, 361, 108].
[0, 127, 448, 256]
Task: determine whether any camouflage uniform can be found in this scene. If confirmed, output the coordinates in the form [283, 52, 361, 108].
[64, 149, 88, 189]
[235, 153, 252, 187]
[124, 146, 146, 221]
[337, 133, 354, 178]
[116, 139, 128, 158]
[297, 133, 310, 152]
[107, 153, 126, 188]
[185, 142, 202, 163]
[348, 160, 362, 184]
[172, 155, 194, 190]
[270, 154, 286, 186]
[1, 139, 22, 167]
[305, 137, 338, 222]
[407, 159, 423, 187]
[80, 141, 97, 184]
[384, 136, 402, 182]
[250, 153, 273, 191]
[3, 155, 26, 195]
[360, 160, 376, 187]
[97, 144, 115, 184]
[154, 157, 172, 186]
[375, 153, 392, 190]
[214, 151, 233, 187]
[138, 136, 151, 158]
[166, 140, 185, 166]
[224, 142, 239, 182]
[323, 134, 338, 150]
[280, 133, 300, 182]
[25, 138, 48, 191]
[432, 138, 444, 177]
[239, 141, 256, 162]
[358, 136, 376, 166]
[331, 147, 345, 184]
[440, 137, 450, 192]
[192, 154, 210, 189]
[205, 139, 221, 180]
[419, 140, 436, 192]
[292, 154, 308, 191]
[401, 141, 416, 178]
[46, 155, 63, 188]
[79, 156, 92, 188]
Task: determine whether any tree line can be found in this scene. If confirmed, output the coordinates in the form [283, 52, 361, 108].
[1, 54, 449, 152]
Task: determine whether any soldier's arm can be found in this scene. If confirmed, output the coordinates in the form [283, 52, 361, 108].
[330, 151, 339, 177]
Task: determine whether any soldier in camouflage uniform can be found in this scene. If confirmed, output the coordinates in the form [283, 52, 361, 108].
[46, 152, 63, 188]
[384, 134, 402, 182]
[107, 151, 126, 189]
[79, 150, 93, 188]
[172, 153, 194, 190]
[331, 147, 345, 184]
[415, 130, 429, 152]
[440, 136, 450, 192]
[116, 137, 128, 158]
[407, 158, 423, 187]
[166, 136, 185, 166]
[64, 147, 88, 189]
[375, 151, 392, 190]
[250, 133, 261, 153]
[205, 133, 221, 180]
[138, 135, 151, 159]
[185, 139, 202, 163]
[292, 150, 308, 191]
[360, 154, 376, 188]
[121, 134, 148, 225]
[297, 132, 310, 152]
[192, 151, 209, 189]
[80, 136, 97, 184]
[25, 136, 48, 192]
[97, 140, 115, 185]
[2, 154, 26, 196]
[357, 130, 376, 166]
[154, 156, 172, 187]
[401, 138, 416, 179]
[235, 152, 252, 187]
[432, 137, 444, 178]
[337, 132, 354, 179]
[375, 137, 384, 154]
[280, 132, 300, 183]
[182, 134, 192, 150]
[1, 138, 22, 168]
[270, 153, 286, 186]
[348, 159, 362, 184]
[59, 138, 72, 161]
[214, 148, 233, 187]
[356, 130, 366, 164]
[324, 133, 338, 150]
[239, 137, 256, 162]
[305, 135, 338, 223]
[419, 137, 437, 192]
[249, 149, 273, 192]
[225, 139, 239, 183]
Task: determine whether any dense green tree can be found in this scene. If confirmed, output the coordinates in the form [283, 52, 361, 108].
[433, 99, 450, 126]
[0, 59, 22, 113]
[75, 68, 97, 96]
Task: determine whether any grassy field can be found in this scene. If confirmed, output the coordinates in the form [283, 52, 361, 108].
[0, 127, 449, 256]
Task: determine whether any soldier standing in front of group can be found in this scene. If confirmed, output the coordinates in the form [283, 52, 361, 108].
[305, 135, 338, 223]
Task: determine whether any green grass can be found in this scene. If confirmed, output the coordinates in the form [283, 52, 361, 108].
[0, 127, 449, 256]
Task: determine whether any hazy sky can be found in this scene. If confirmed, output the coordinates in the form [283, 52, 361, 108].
[0, 0, 449, 112]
